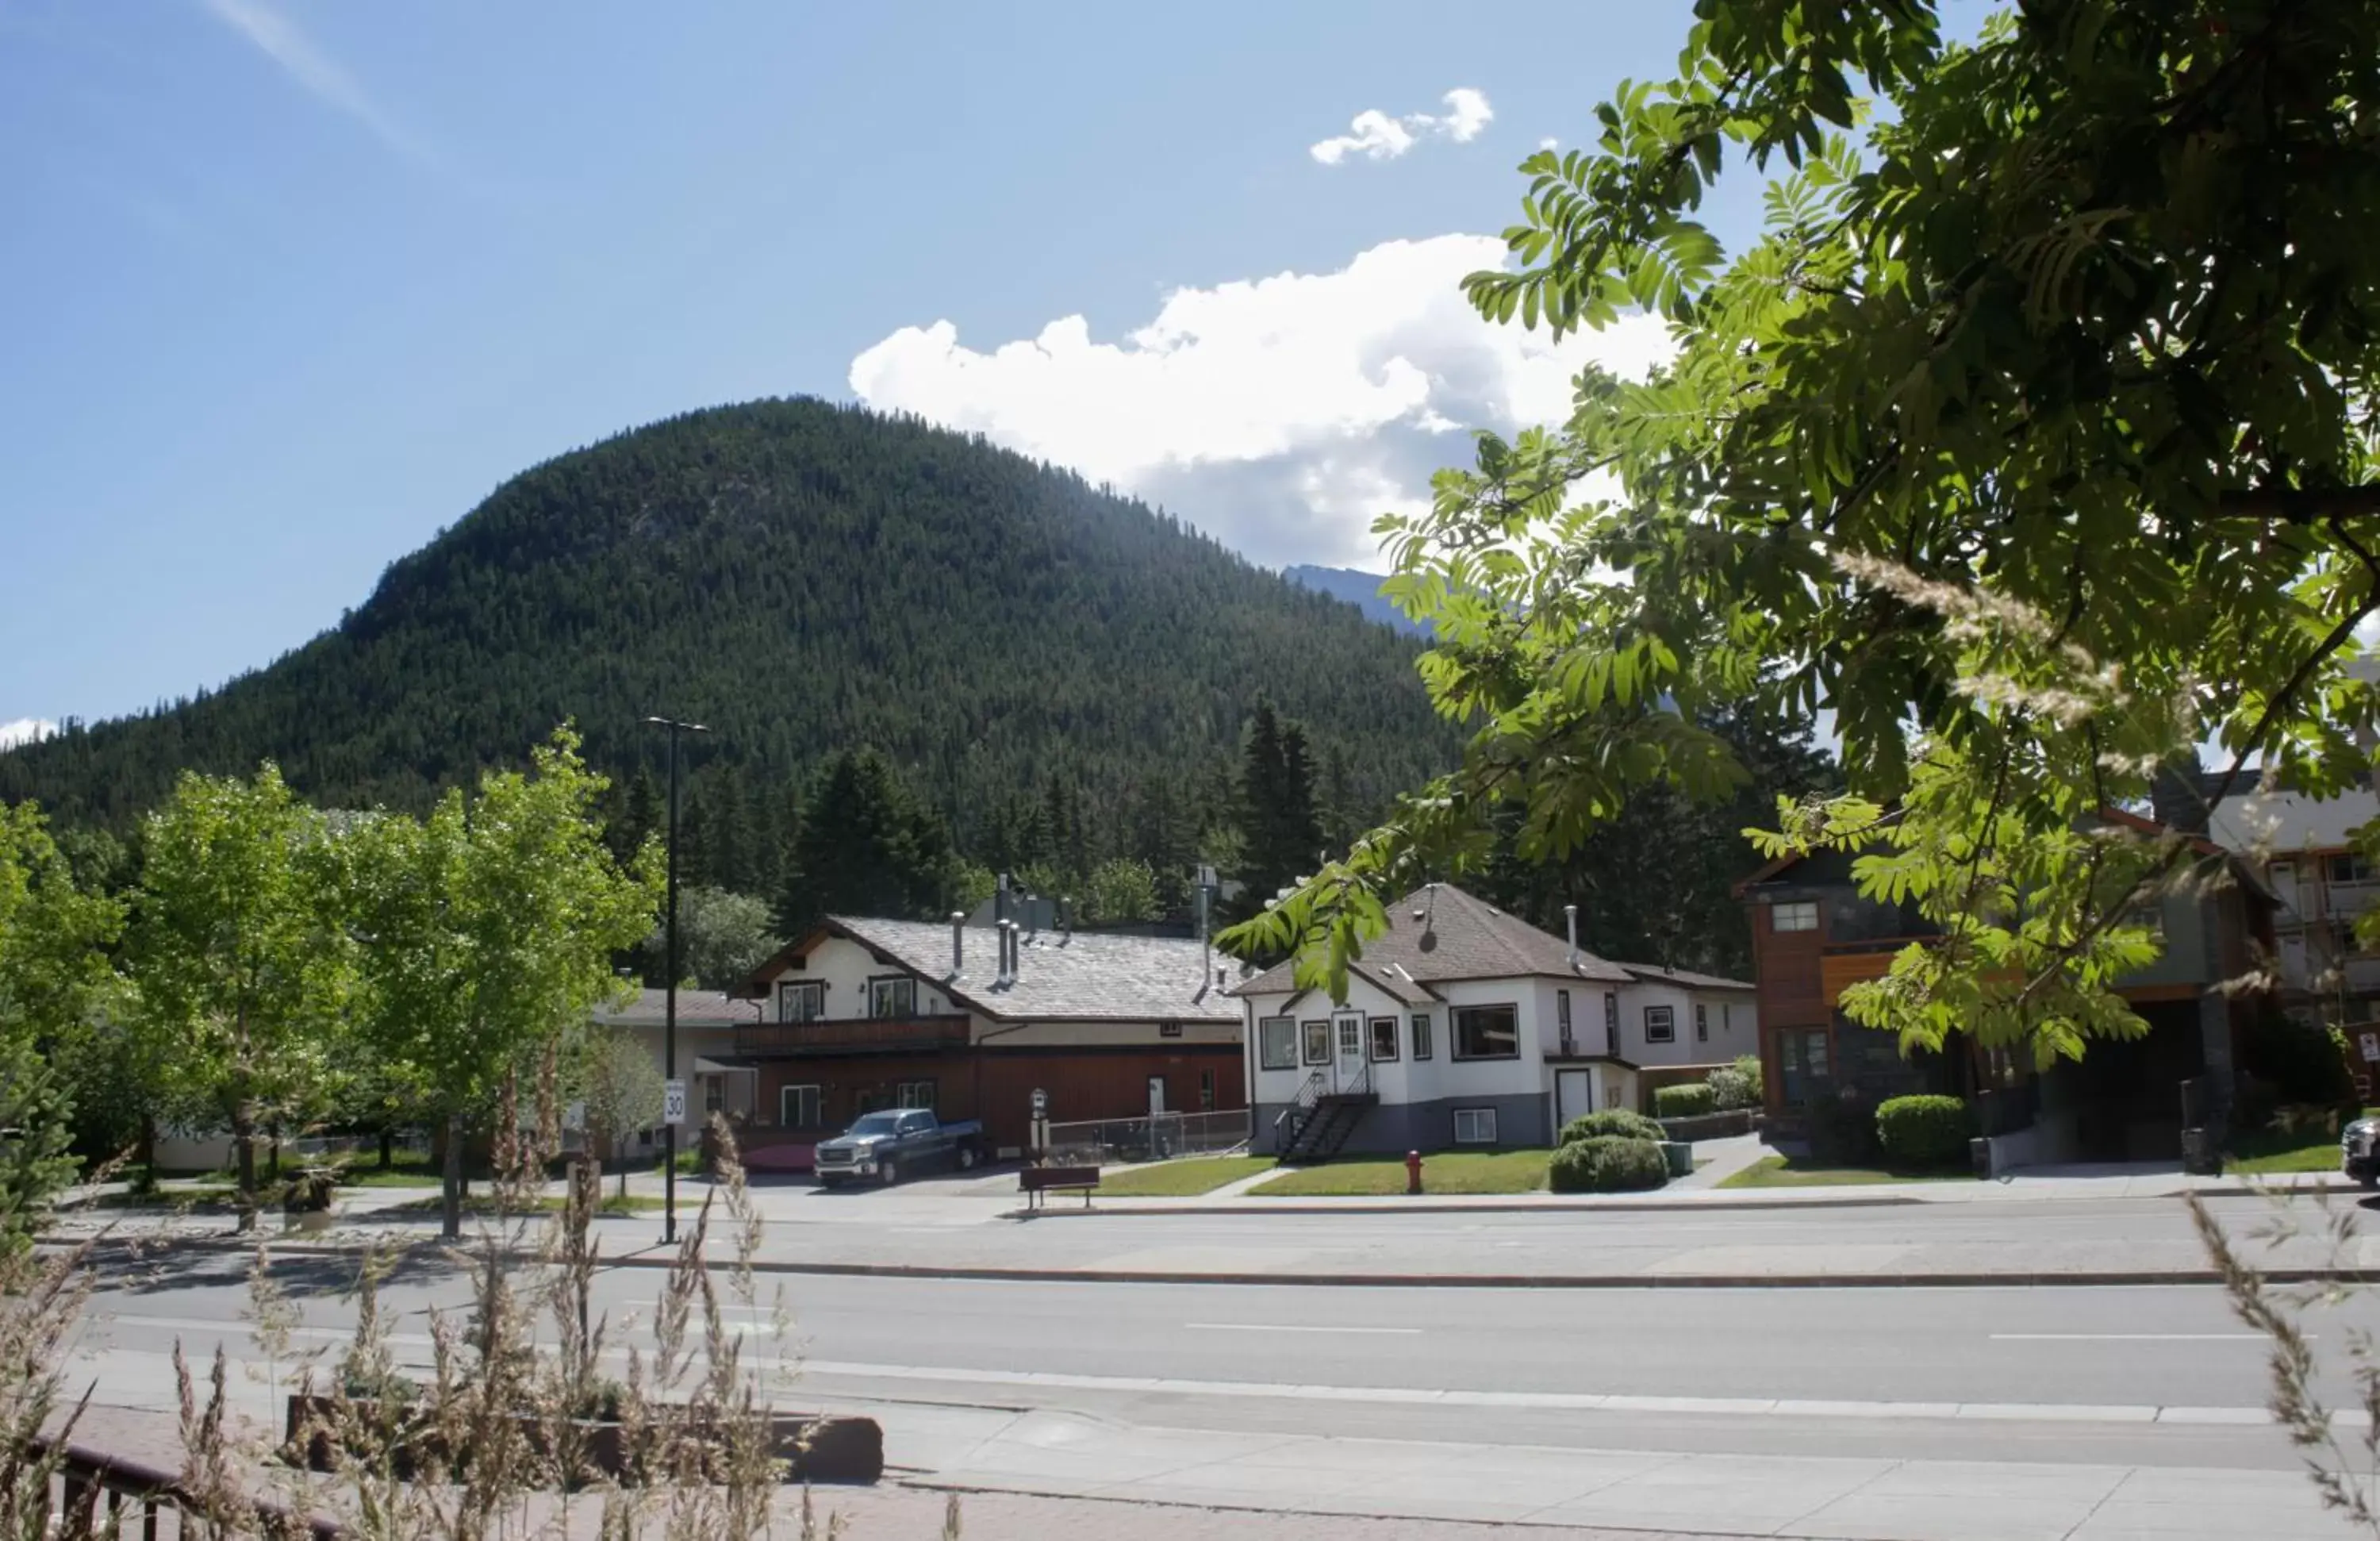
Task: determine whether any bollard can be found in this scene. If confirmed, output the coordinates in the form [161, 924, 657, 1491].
[1405, 1149, 1423, 1195]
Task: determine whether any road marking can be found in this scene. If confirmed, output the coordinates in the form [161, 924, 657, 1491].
[1990, 1333, 2274, 1342]
[86, 1317, 2304, 1429]
[1183, 1323, 1420, 1336]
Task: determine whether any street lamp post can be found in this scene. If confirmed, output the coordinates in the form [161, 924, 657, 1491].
[644, 715, 709, 1246]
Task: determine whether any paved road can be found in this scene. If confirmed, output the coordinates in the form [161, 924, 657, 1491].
[60, 1228, 2377, 1538]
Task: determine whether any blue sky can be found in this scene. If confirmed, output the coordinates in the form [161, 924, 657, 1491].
[1, 0, 1778, 740]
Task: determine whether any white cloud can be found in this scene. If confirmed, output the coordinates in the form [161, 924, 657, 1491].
[1538, 136, 1559, 151]
[202, 0, 428, 166]
[848, 233, 1672, 567]
[1311, 87, 1494, 165]
[0, 718, 56, 753]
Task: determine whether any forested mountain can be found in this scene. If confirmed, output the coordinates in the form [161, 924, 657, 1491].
[0, 399, 1454, 863]
[1283, 566, 1429, 638]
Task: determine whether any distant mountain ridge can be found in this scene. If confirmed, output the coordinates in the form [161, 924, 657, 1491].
[0, 398, 1456, 836]
[1283, 565, 1430, 638]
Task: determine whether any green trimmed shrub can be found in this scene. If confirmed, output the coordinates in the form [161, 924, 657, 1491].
[1706, 1067, 1758, 1111]
[1653, 1082, 1716, 1118]
[2238, 1011, 2358, 1123]
[1875, 1095, 1972, 1168]
[1546, 1136, 1670, 1193]
[1559, 1109, 1663, 1145]
[1733, 1054, 1764, 1101]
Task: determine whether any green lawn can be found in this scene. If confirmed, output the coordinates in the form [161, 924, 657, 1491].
[1096, 1156, 1275, 1197]
[2221, 1108, 2378, 1176]
[334, 1162, 444, 1188]
[1718, 1155, 1970, 1189]
[1250, 1151, 1551, 1197]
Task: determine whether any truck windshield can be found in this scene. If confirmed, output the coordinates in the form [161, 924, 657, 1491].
[846, 1113, 904, 1137]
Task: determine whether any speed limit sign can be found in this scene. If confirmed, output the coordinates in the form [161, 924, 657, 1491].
[663, 1079, 688, 1124]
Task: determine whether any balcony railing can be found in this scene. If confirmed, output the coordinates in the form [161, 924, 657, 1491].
[735, 1014, 972, 1056]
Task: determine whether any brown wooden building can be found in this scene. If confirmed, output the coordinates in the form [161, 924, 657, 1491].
[1735, 809, 2277, 1166]
[725, 913, 1244, 1169]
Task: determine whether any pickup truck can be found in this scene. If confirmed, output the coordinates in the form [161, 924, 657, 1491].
[812, 1109, 985, 1188]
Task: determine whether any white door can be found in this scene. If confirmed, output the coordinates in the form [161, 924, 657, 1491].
[1147, 1075, 1166, 1115]
[1556, 1069, 1592, 1126]
[1334, 1016, 1366, 1091]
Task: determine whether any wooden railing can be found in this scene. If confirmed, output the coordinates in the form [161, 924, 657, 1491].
[735, 1015, 972, 1055]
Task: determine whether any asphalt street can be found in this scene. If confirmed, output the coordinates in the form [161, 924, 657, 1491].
[67, 1243, 2359, 1473]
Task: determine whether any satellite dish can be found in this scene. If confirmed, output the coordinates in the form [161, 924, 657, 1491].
[1418, 930, 1438, 952]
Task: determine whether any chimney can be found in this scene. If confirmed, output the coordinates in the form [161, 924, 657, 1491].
[1564, 904, 1579, 966]
[950, 911, 966, 976]
[1004, 920, 1020, 983]
[1059, 896, 1073, 943]
[2150, 751, 2212, 835]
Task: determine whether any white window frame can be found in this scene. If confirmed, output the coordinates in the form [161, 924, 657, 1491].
[777, 981, 824, 1023]
[1301, 1019, 1331, 1066]
[1411, 1013, 1433, 1061]
[1452, 1108, 1498, 1145]
[1258, 1016, 1299, 1071]
[1645, 1005, 1676, 1043]
[1368, 1015, 1399, 1063]
[869, 975, 917, 1020]
[1772, 901, 1819, 932]
[1695, 1003, 1709, 1042]
[896, 1079, 936, 1110]
[779, 1083, 821, 1128]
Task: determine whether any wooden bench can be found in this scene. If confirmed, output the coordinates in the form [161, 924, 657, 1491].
[1019, 1165, 1100, 1210]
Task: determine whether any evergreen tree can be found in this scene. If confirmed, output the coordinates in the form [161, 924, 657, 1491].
[1230, 702, 1324, 915]
[774, 749, 958, 934]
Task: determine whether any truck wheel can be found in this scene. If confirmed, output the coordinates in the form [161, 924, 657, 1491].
[958, 1145, 978, 1171]
[2363, 1170, 2377, 1191]
[879, 1158, 899, 1186]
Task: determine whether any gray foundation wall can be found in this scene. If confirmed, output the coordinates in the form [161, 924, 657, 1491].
[1253, 1093, 1552, 1155]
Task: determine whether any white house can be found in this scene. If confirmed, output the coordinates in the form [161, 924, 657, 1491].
[1230, 884, 1756, 1155]
[587, 986, 765, 1151]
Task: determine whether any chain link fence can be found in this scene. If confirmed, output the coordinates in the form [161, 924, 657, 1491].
[1041, 1109, 1250, 1166]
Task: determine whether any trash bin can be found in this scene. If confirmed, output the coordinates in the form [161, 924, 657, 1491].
[1659, 1141, 1693, 1179]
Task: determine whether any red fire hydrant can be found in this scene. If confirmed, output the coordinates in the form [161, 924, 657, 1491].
[1405, 1150, 1424, 1196]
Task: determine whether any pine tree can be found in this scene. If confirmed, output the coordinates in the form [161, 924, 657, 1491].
[774, 748, 958, 935]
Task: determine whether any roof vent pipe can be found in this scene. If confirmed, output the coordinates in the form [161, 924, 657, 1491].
[1564, 904, 1579, 966]
[950, 912, 966, 976]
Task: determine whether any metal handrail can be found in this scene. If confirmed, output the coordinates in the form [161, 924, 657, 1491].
[43, 1431, 345, 1538]
[1273, 1070, 1326, 1139]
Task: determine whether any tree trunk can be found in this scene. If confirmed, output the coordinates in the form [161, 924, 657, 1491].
[138, 1113, 157, 1196]
[378, 1128, 393, 1170]
[231, 1103, 258, 1235]
[442, 1113, 464, 1241]
[268, 1124, 282, 1181]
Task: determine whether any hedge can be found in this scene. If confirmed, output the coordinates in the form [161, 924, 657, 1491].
[1875, 1095, 1972, 1168]
[1706, 1067, 1758, 1111]
[1546, 1136, 1670, 1193]
[1653, 1082, 1716, 1118]
[1559, 1109, 1664, 1145]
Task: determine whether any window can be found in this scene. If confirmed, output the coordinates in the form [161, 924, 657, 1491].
[1644, 1005, 1676, 1043]
[1695, 1004, 1709, 1042]
[776, 981, 824, 1023]
[1604, 993, 1618, 1043]
[1772, 901, 1819, 932]
[2332, 854, 2378, 886]
[1453, 1005, 1520, 1060]
[1200, 1070, 1215, 1111]
[868, 976, 916, 1019]
[1722, 1002, 1733, 1033]
[1452, 1108, 1498, 1145]
[1779, 1029, 1831, 1105]
[1368, 1016, 1399, 1062]
[1301, 1019, 1331, 1066]
[1411, 1013, 1433, 1060]
[1557, 990, 1573, 1049]
[1335, 1015, 1364, 1059]
[1259, 1016, 1299, 1071]
[896, 1080, 936, 1110]
[779, 1084, 821, 1128]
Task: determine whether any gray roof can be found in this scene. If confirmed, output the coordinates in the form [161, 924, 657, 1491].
[812, 915, 1241, 1025]
[1233, 884, 1637, 1000]
[1615, 962, 1756, 993]
[593, 988, 762, 1029]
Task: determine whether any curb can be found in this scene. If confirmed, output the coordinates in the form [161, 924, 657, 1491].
[1002, 1194, 1924, 1218]
[57, 1232, 2377, 1291]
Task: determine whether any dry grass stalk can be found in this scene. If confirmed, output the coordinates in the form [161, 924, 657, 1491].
[2190, 1189, 2380, 1532]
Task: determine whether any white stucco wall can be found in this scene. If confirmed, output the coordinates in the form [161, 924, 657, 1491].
[753, 935, 965, 1022]
[1244, 974, 1549, 1109]
[1612, 981, 1758, 1066]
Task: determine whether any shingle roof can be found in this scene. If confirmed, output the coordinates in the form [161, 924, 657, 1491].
[1615, 962, 1756, 993]
[1231, 884, 1637, 999]
[592, 988, 762, 1029]
[804, 916, 1241, 1025]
